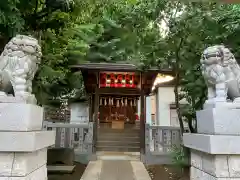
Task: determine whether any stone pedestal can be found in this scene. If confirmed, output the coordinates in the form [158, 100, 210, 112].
[0, 101, 55, 179]
[183, 105, 240, 180]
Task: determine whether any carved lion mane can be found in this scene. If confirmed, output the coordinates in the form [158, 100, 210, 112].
[0, 35, 42, 102]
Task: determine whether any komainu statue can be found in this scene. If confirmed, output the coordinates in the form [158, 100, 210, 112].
[0, 35, 42, 104]
[201, 45, 240, 105]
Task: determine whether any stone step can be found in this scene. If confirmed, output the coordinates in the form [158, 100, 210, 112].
[96, 145, 140, 152]
[97, 136, 140, 142]
[98, 132, 140, 138]
[98, 130, 140, 134]
[97, 141, 140, 147]
[98, 129, 140, 134]
[97, 155, 140, 161]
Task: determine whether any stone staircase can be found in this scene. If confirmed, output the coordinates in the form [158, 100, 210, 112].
[96, 124, 140, 152]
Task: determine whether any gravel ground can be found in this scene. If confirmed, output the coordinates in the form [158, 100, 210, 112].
[146, 165, 189, 180]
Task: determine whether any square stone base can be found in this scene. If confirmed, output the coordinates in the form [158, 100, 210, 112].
[191, 166, 240, 180]
[183, 133, 240, 154]
[0, 148, 47, 176]
[0, 131, 55, 152]
[191, 150, 240, 178]
[0, 103, 43, 131]
[197, 107, 240, 135]
[0, 164, 47, 180]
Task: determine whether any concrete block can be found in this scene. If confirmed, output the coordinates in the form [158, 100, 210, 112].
[0, 103, 43, 131]
[0, 148, 47, 176]
[183, 133, 240, 154]
[191, 150, 230, 177]
[203, 101, 240, 109]
[197, 108, 240, 135]
[0, 165, 47, 180]
[228, 155, 240, 177]
[190, 150, 203, 169]
[191, 166, 240, 180]
[201, 153, 229, 177]
[190, 166, 220, 180]
[0, 131, 55, 152]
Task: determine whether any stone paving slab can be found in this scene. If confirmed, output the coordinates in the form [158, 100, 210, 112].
[80, 160, 151, 180]
[100, 160, 135, 180]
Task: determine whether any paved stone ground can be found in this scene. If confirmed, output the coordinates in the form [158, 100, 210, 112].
[100, 161, 135, 180]
[81, 160, 151, 180]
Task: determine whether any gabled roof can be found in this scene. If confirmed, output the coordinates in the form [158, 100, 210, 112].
[70, 62, 172, 74]
[69, 62, 174, 95]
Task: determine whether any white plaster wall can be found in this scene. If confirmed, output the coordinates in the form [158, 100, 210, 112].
[156, 87, 175, 126]
[146, 96, 152, 124]
[70, 102, 89, 124]
[155, 86, 187, 126]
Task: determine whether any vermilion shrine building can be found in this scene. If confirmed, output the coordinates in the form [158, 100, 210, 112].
[70, 62, 175, 153]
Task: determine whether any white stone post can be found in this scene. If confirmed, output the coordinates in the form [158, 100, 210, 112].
[0, 101, 55, 179]
[183, 104, 240, 180]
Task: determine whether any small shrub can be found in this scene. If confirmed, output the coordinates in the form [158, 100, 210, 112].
[171, 145, 189, 168]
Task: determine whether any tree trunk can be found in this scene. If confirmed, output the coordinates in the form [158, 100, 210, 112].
[174, 38, 185, 136]
[174, 73, 184, 136]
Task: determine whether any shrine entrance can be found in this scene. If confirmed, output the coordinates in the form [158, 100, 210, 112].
[70, 63, 166, 154]
[99, 95, 137, 124]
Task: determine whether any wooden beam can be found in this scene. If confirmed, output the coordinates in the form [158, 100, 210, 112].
[98, 88, 141, 96]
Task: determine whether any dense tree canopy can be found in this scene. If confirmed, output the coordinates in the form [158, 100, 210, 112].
[1, 1, 240, 130]
[0, 0, 165, 105]
[159, 3, 240, 133]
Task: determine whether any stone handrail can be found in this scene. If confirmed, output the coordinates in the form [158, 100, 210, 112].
[145, 124, 181, 155]
[43, 121, 93, 154]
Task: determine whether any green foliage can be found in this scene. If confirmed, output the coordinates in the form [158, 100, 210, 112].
[2, 0, 240, 109]
[156, 3, 240, 133]
[171, 145, 189, 168]
[0, 0, 166, 106]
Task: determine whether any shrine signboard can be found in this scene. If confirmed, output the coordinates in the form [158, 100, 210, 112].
[99, 72, 137, 88]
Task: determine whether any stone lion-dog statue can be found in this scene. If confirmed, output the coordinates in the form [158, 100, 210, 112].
[0, 35, 42, 104]
[201, 45, 240, 105]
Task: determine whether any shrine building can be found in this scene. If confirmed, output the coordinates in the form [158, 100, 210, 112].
[70, 62, 176, 153]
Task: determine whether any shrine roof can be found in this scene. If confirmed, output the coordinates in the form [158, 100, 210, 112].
[70, 62, 172, 74]
[70, 62, 174, 95]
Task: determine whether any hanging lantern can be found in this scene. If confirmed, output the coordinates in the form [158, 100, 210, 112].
[108, 97, 111, 105]
[104, 98, 107, 105]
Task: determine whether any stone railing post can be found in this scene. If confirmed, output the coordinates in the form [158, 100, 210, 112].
[183, 104, 240, 179]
